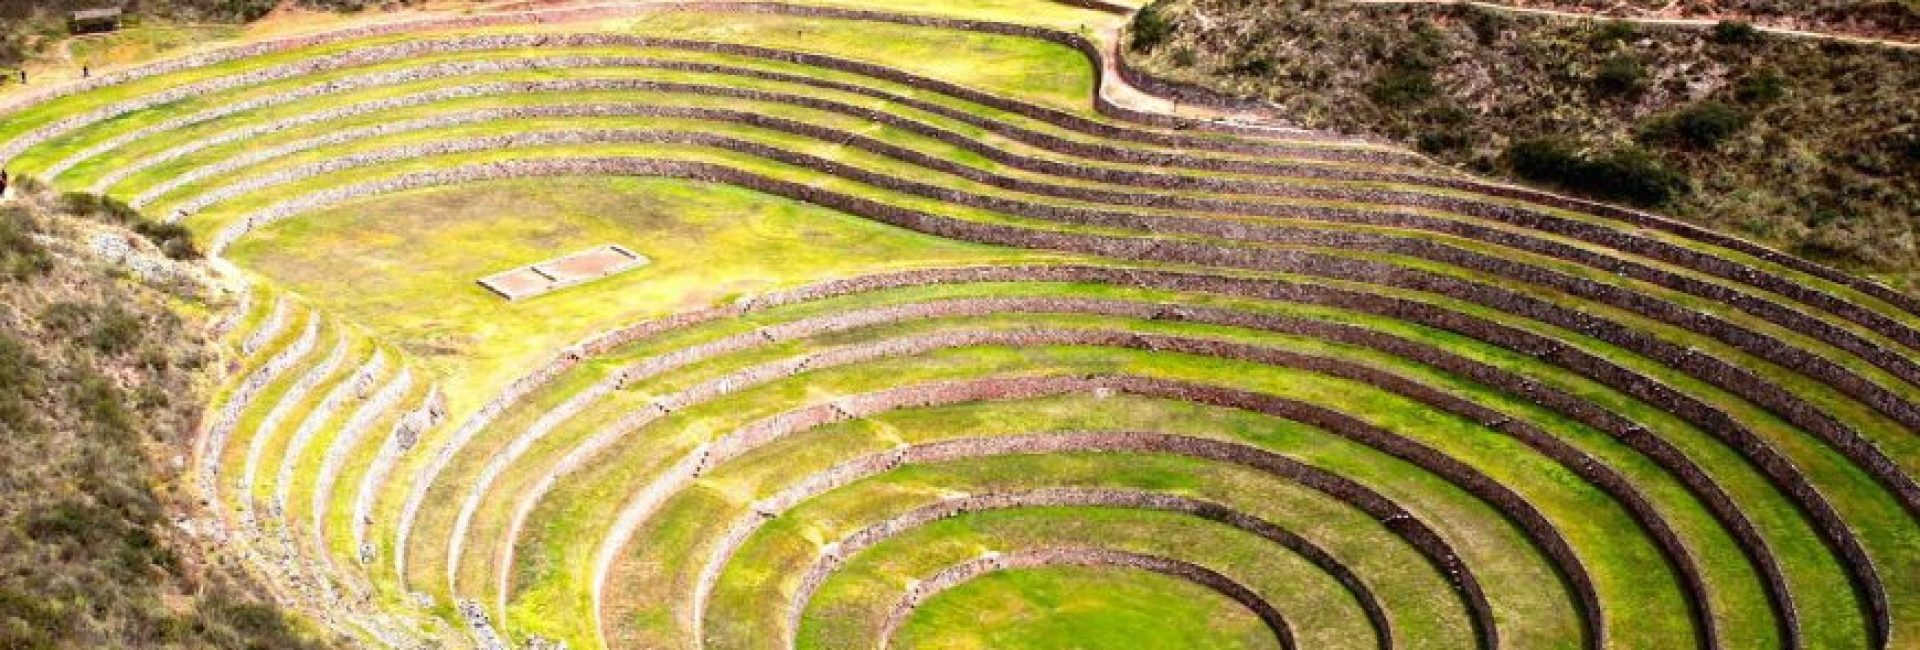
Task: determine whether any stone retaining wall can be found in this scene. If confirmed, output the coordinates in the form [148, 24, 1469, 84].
[183, 120, 1920, 451]
[215, 156, 1915, 591]
[200, 309, 318, 507]
[239, 296, 289, 357]
[136, 56, 1920, 366]
[239, 334, 349, 530]
[774, 487, 1386, 650]
[433, 262, 1806, 646]
[12, 0, 1909, 320]
[208, 283, 254, 339]
[311, 366, 413, 572]
[581, 372, 1548, 649]
[355, 385, 446, 563]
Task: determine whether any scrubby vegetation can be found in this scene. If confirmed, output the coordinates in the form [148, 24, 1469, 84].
[1490, 0, 1920, 40]
[1127, 0, 1920, 282]
[0, 189, 331, 649]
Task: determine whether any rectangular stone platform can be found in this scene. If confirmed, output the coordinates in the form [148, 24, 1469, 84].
[478, 244, 648, 301]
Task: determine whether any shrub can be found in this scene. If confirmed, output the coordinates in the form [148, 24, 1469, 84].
[1170, 47, 1197, 67]
[1461, 6, 1509, 44]
[1588, 20, 1640, 50]
[1733, 68, 1787, 104]
[0, 207, 48, 279]
[1508, 137, 1585, 181]
[1712, 20, 1760, 44]
[1507, 138, 1685, 205]
[133, 221, 202, 260]
[1585, 147, 1687, 205]
[1642, 101, 1750, 148]
[1418, 128, 1471, 154]
[1129, 2, 1173, 52]
[60, 192, 140, 223]
[1591, 54, 1648, 96]
[0, 333, 39, 437]
[42, 301, 146, 357]
[1369, 67, 1436, 107]
[1226, 56, 1274, 77]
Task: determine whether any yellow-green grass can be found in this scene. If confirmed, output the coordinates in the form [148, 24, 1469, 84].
[236, 166, 1904, 648]
[891, 563, 1280, 650]
[101, 64, 1906, 382]
[499, 271, 1844, 643]
[631, 427, 1477, 649]
[13, 5, 1920, 333]
[273, 350, 405, 580]
[500, 342, 1696, 648]
[214, 319, 340, 519]
[10, 10, 1358, 178]
[131, 98, 1920, 417]
[573, 310, 1783, 646]
[235, 333, 380, 597]
[800, 507, 1359, 649]
[224, 174, 1065, 418]
[65, 24, 248, 68]
[529, 386, 1577, 649]
[322, 376, 432, 574]
[15, 3, 1916, 648]
[255, 174, 1873, 648]
[185, 134, 1920, 494]
[65, 62, 1903, 380]
[18, 11, 1920, 341]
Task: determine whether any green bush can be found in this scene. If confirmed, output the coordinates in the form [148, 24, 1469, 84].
[1508, 137, 1585, 181]
[133, 221, 202, 260]
[1589, 20, 1640, 48]
[1642, 101, 1751, 148]
[1460, 6, 1508, 45]
[1369, 67, 1436, 107]
[1226, 56, 1274, 77]
[1507, 138, 1686, 205]
[0, 332, 40, 438]
[1170, 47, 1196, 67]
[1733, 68, 1787, 104]
[41, 301, 147, 357]
[0, 208, 49, 279]
[1712, 20, 1760, 44]
[1591, 54, 1648, 96]
[1129, 2, 1173, 52]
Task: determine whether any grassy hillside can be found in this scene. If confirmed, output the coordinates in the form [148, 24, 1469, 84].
[1126, 0, 1920, 282]
[0, 183, 332, 649]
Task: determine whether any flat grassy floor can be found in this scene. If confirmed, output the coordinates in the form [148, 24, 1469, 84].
[224, 175, 1063, 418]
[892, 564, 1282, 650]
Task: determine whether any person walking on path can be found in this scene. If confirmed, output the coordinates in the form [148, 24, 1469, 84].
[1, 170, 10, 200]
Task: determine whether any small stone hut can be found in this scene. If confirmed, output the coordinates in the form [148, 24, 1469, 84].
[68, 8, 123, 35]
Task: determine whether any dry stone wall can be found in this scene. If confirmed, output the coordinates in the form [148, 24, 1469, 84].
[213, 156, 1916, 590]
[200, 310, 319, 509]
[778, 488, 1385, 649]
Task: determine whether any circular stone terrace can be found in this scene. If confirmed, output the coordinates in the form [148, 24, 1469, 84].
[3, 1, 1918, 649]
